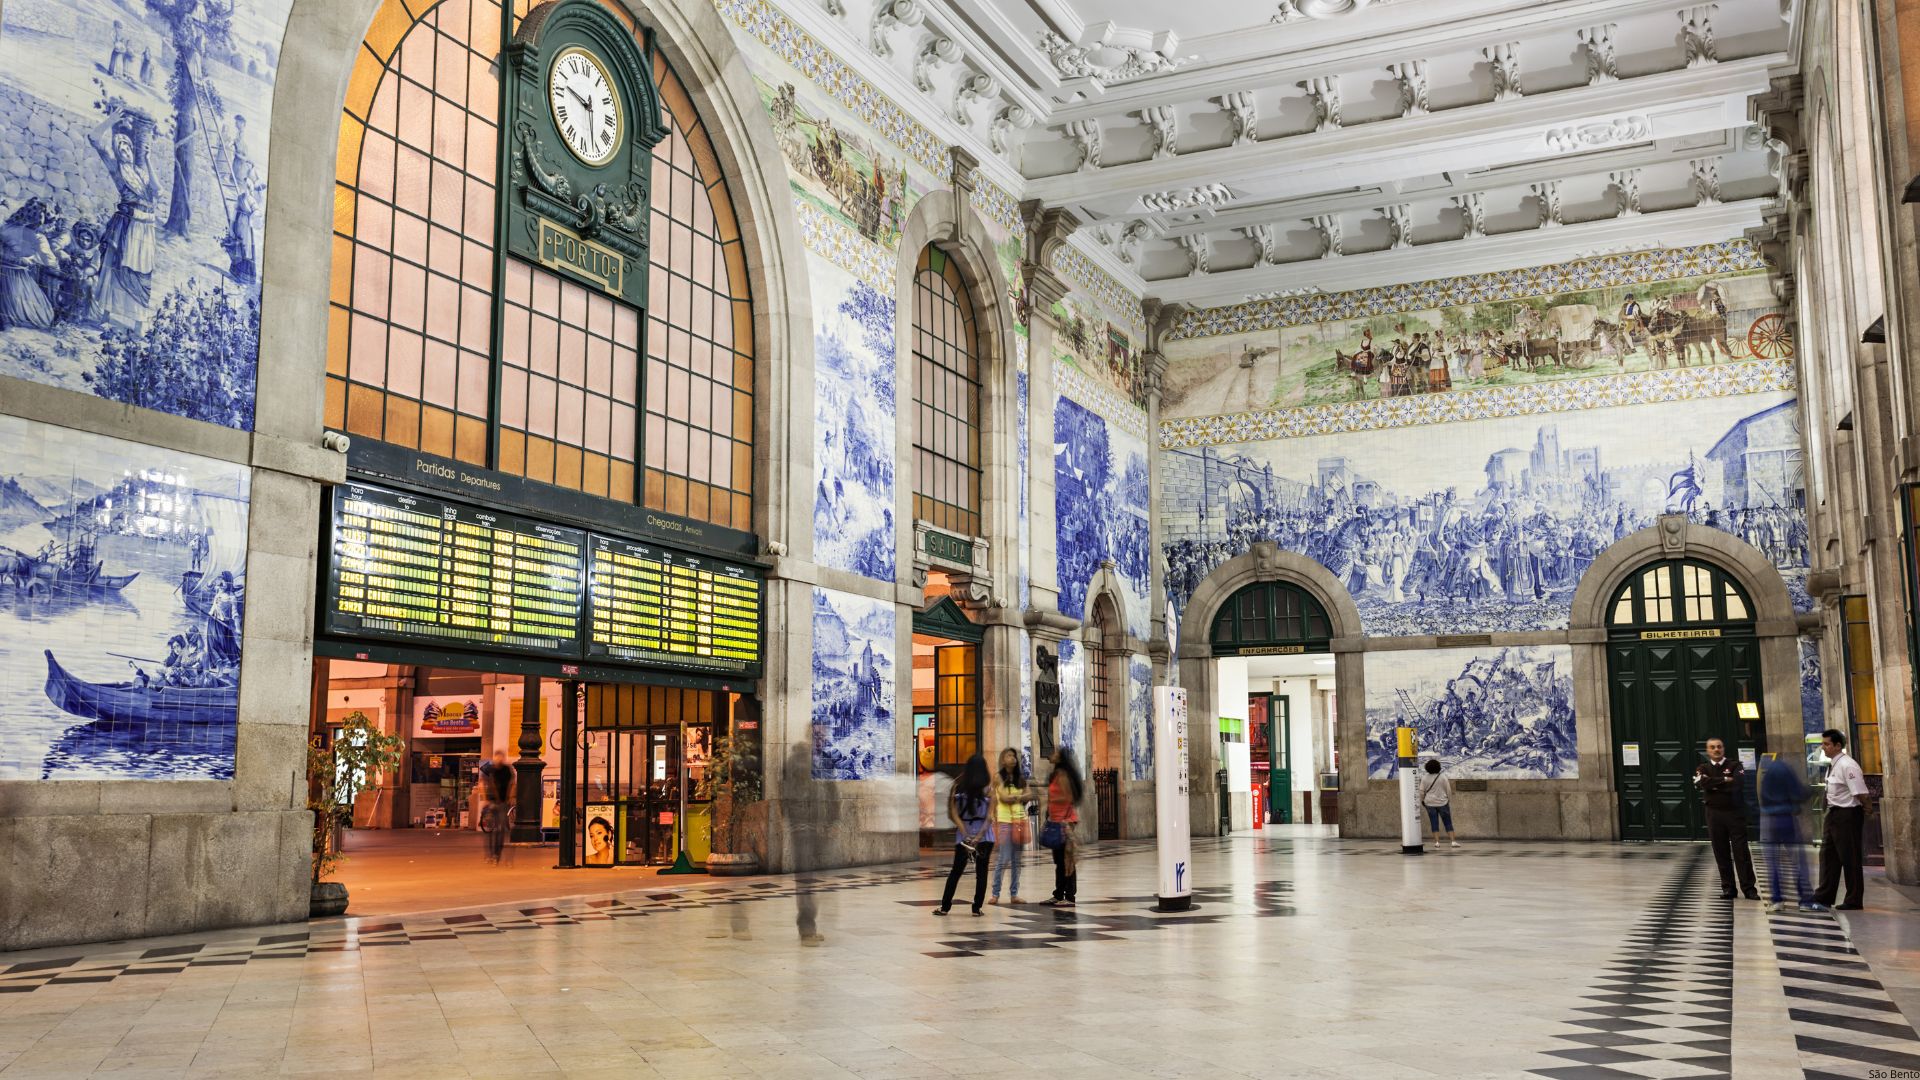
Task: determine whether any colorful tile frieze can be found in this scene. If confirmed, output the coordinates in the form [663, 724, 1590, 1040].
[1051, 243, 1147, 340]
[1058, 364, 1149, 436]
[796, 199, 895, 292]
[713, 0, 950, 183]
[1168, 240, 1769, 341]
[969, 172, 1022, 236]
[1158, 356, 1798, 448]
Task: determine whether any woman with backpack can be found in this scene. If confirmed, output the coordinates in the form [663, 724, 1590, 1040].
[1043, 747, 1084, 906]
[934, 752, 994, 916]
[1419, 758, 1460, 849]
[989, 748, 1029, 904]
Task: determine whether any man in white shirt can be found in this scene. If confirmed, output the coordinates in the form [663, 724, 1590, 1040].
[1810, 728, 1873, 911]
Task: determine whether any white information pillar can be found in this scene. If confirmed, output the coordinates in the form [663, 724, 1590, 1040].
[1154, 686, 1193, 911]
[1397, 725, 1424, 855]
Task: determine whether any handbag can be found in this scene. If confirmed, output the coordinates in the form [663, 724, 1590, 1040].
[1010, 816, 1032, 845]
[1038, 819, 1066, 850]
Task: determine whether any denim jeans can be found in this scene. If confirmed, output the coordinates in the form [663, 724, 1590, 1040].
[991, 824, 1022, 898]
[1762, 811, 1810, 905]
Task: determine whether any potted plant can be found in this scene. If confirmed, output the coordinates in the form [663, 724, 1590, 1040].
[307, 710, 405, 917]
[697, 733, 762, 876]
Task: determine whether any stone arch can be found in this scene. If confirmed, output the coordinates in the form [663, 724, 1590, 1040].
[265, 0, 816, 553]
[893, 189, 1022, 591]
[1568, 520, 1807, 835]
[1173, 542, 1365, 837]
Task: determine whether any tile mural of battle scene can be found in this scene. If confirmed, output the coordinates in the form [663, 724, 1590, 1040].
[0, 0, 291, 429]
[0, 414, 249, 781]
[1053, 292, 1148, 410]
[761, 79, 919, 248]
[1162, 392, 1810, 638]
[1128, 656, 1153, 782]
[1055, 395, 1152, 638]
[810, 586, 896, 781]
[811, 261, 897, 582]
[1365, 646, 1578, 780]
[1159, 268, 1791, 420]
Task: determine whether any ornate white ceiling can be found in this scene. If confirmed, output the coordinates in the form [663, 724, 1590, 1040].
[786, 0, 1800, 312]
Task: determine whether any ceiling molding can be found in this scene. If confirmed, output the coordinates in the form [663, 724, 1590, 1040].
[1139, 197, 1769, 304]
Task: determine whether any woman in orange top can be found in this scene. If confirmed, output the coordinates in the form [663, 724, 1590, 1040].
[1045, 747, 1084, 907]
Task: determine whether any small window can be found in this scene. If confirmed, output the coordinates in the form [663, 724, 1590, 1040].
[1608, 559, 1754, 627]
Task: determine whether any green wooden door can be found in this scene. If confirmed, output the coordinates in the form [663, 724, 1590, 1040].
[1609, 634, 1761, 840]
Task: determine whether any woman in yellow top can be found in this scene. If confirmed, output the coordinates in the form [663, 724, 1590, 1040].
[989, 748, 1029, 904]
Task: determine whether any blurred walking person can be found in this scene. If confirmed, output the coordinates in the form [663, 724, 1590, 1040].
[1759, 739, 1813, 913]
[477, 751, 514, 864]
[990, 748, 1029, 904]
[935, 753, 994, 916]
[1043, 747, 1084, 908]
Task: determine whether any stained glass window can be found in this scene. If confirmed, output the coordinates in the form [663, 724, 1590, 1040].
[329, 1, 754, 525]
[912, 246, 981, 537]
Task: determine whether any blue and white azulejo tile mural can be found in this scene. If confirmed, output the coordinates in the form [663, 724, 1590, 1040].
[1162, 391, 1809, 638]
[1055, 395, 1151, 637]
[0, 413, 249, 780]
[811, 259, 897, 582]
[809, 585, 895, 780]
[0, 0, 292, 429]
[1365, 645, 1577, 780]
[1055, 637, 1084, 759]
[1127, 655, 1153, 781]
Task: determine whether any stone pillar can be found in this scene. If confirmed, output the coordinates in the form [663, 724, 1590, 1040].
[1019, 201, 1080, 627]
[1177, 647, 1221, 836]
[1141, 301, 1179, 683]
[511, 675, 545, 842]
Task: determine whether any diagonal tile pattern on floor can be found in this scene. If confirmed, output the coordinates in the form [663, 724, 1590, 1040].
[1, 836, 1917, 1078]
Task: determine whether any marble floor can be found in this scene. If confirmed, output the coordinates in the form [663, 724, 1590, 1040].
[3, 834, 1918, 1078]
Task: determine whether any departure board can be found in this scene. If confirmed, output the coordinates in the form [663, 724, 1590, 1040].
[587, 535, 763, 673]
[325, 483, 586, 656]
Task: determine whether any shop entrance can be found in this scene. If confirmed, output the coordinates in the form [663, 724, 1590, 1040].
[912, 594, 983, 837]
[579, 683, 723, 867]
[1210, 580, 1338, 832]
[1606, 558, 1764, 841]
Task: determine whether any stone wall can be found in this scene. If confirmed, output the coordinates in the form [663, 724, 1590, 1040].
[0, 84, 100, 212]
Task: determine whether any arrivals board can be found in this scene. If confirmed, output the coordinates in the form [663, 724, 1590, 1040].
[325, 483, 586, 656]
[587, 536, 763, 672]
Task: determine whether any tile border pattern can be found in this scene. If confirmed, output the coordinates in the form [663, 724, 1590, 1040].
[1159, 356, 1799, 449]
[713, 0, 952, 184]
[967, 169, 1022, 237]
[1058, 363, 1150, 434]
[796, 199, 896, 292]
[1167, 239, 1771, 341]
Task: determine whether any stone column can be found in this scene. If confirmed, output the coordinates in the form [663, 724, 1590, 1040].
[1141, 301, 1178, 683]
[511, 675, 545, 842]
[1019, 201, 1080, 629]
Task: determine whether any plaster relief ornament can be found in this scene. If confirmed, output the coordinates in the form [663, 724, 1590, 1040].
[1177, 233, 1211, 275]
[1141, 105, 1179, 159]
[1679, 4, 1719, 68]
[1483, 43, 1523, 102]
[1529, 180, 1563, 228]
[1309, 213, 1342, 258]
[869, 0, 924, 57]
[1543, 115, 1651, 153]
[1037, 31, 1185, 84]
[913, 34, 958, 92]
[1453, 191, 1485, 239]
[952, 72, 995, 125]
[1137, 184, 1234, 215]
[1244, 285, 1322, 301]
[1388, 60, 1429, 117]
[1381, 203, 1413, 249]
[990, 103, 1033, 155]
[1242, 222, 1277, 265]
[1762, 134, 1793, 199]
[1117, 219, 1152, 264]
[1690, 156, 1722, 205]
[1217, 91, 1257, 146]
[1301, 76, 1342, 132]
[1577, 24, 1619, 85]
[1272, 0, 1375, 21]
[1064, 119, 1101, 172]
[1608, 168, 1643, 217]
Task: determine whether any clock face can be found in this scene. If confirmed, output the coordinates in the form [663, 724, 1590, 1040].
[548, 46, 621, 167]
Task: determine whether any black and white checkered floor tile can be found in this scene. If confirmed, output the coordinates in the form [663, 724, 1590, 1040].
[1531, 847, 1737, 1079]
[1768, 909, 1920, 1078]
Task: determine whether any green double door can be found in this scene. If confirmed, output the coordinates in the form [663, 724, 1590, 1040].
[1608, 632, 1761, 840]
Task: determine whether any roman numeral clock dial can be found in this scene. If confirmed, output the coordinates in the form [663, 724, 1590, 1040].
[547, 47, 621, 167]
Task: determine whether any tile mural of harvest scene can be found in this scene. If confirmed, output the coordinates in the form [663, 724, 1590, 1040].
[1052, 292, 1148, 411]
[811, 259, 897, 582]
[1159, 266, 1790, 422]
[1365, 645, 1578, 780]
[0, 0, 292, 429]
[0, 414, 248, 781]
[761, 77, 922, 250]
[1162, 391, 1809, 639]
[810, 586, 896, 781]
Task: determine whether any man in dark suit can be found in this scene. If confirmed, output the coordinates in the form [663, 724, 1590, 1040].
[1696, 738, 1759, 900]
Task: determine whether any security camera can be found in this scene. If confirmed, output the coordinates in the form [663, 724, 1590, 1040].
[322, 431, 351, 454]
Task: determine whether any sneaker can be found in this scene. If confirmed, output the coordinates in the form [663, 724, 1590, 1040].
[1800, 902, 1831, 912]
[1010, 896, 1025, 904]
[987, 897, 999, 905]
[1450, 841, 1461, 849]
[1764, 901, 1784, 914]
[800, 933, 826, 947]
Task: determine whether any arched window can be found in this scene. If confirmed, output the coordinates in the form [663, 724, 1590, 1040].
[1607, 559, 1753, 627]
[1209, 580, 1332, 654]
[1088, 593, 1119, 775]
[911, 246, 981, 537]
[328, 0, 754, 529]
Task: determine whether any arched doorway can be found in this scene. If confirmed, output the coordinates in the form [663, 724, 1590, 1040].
[1210, 579, 1337, 831]
[1606, 557, 1763, 840]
